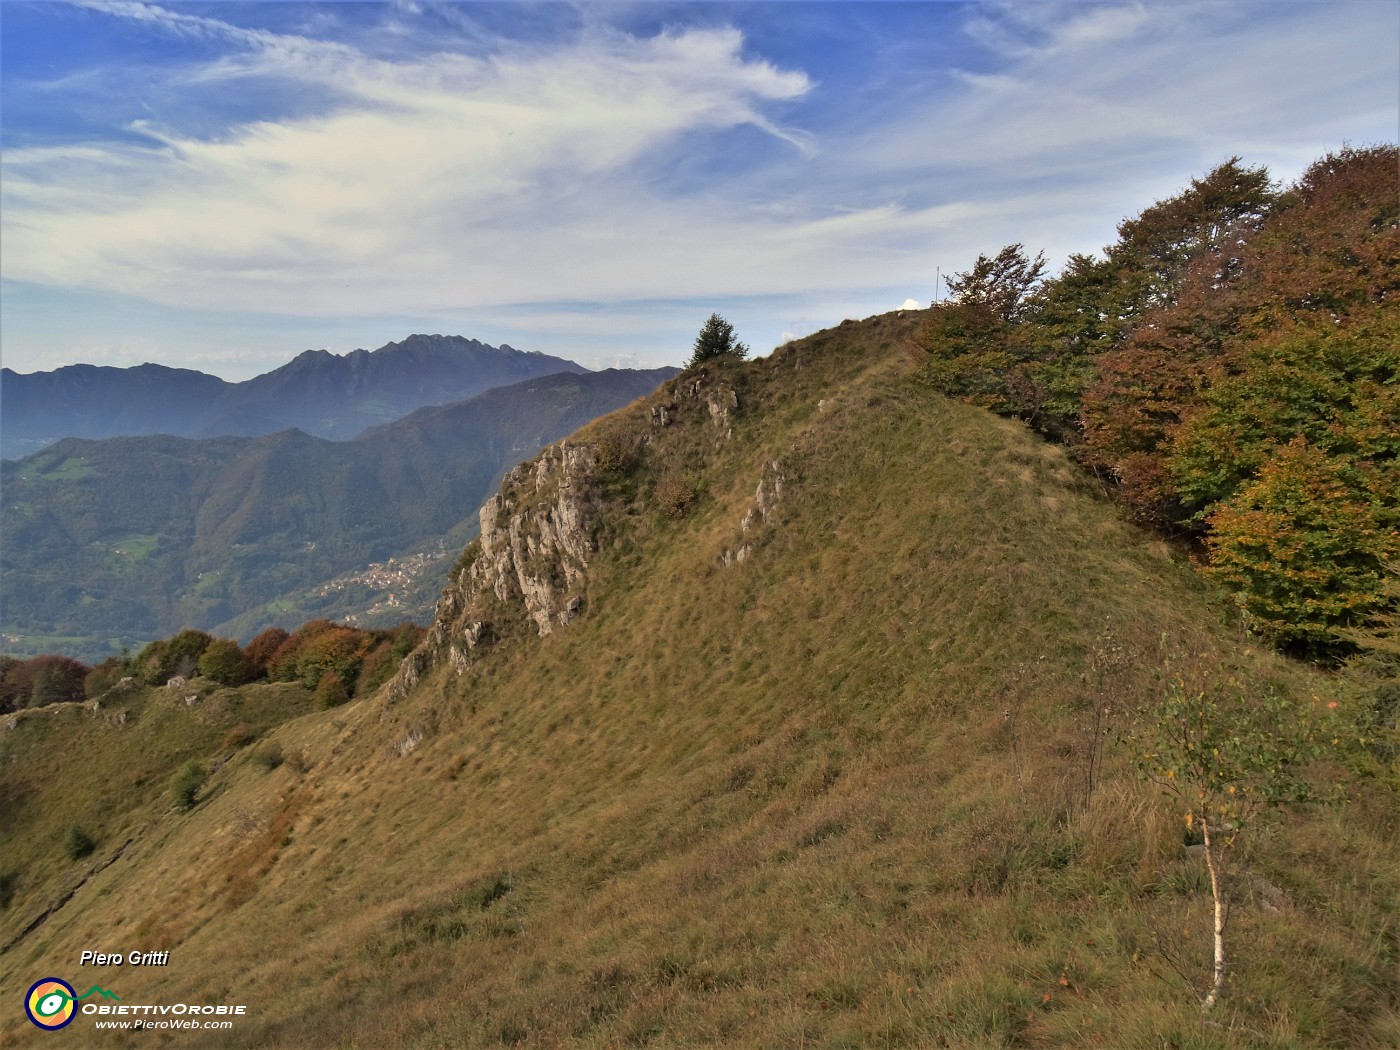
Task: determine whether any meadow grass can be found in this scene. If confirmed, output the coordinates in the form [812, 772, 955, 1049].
[2, 311, 1395, 1048]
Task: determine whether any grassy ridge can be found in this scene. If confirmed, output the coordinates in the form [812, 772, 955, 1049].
[1, 313, 1395, 1047]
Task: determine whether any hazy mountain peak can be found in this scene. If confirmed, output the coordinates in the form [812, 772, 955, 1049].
[1, 335, 589, 457]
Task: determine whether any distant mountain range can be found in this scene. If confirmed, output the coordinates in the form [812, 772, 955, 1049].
[1, 367, 675, 660]
[0, 335, 587, 459]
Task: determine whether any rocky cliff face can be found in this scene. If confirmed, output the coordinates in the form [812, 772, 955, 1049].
[476, 440, 599, 638]
[390, 440, 601, 699]
[389, 366, 745, 701]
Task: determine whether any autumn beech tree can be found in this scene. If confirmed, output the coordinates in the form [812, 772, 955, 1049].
[1205, 438, 1398, 653]
[0, 654, 90, 709]
[1081, 148, 1395, 511]
[918, 146, 1397, 650]
[242, 627, 290, 679]
[943, 243, 1047, 323]
[268, 619, 375, 692]
[919, 245, 1063, 431]
[197, 638, 255, 686]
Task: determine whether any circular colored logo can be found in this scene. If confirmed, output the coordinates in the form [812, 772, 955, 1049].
[26, 978, 77, 1030]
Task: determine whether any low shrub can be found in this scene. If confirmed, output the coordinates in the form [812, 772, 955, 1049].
[222, 723, 257, 751]
[64, 825, 96, 861]
[256, 744, 285, 772]
[654, 473, 699, 519]
[169, 760, 206, 812]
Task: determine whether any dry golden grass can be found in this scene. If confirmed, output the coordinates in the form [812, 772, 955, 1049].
[3, 311, 1396, 1048]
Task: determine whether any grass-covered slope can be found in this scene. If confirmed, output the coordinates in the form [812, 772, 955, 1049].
[2, 313, 1395, 1048]
[0, 679, 315, 949]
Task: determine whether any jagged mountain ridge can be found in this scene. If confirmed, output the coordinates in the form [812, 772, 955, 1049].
[0, 334, 587, 458]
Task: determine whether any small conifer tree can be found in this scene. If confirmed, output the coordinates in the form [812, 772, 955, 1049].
[687, 313, 749, 368]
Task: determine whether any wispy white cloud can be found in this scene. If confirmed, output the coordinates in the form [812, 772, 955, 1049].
[4, 5, 816, 314]
[963, 1, 1155, 57]
[1, 1, 1394, 374]
[68, 0, 357, 68]
[852, 1, 1398, 259]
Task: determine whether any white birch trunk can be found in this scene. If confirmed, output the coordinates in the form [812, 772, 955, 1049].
[1200, 815, 1227, 1012]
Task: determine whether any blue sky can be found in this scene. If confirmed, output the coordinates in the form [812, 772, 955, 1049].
[2, 1, 1396, 377]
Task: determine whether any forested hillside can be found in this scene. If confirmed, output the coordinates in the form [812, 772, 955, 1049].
[918, 145, 1397, 656]
[1, 368, 673, 660]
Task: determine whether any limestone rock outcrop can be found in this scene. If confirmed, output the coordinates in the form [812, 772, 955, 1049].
[390, 441, 600, 699]
[389, 365, 749, 701]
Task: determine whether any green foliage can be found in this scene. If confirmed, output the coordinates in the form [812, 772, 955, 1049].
[1100, 157, 1276, 319]
[1027, 252, 1118, 354]
[84, 656, 126, 699]
[450, 539, 482, 583]
[943, 243, 1047, 323]
[1076, 162, 1280, 515]
[1080, 147, 1395, 526]
[686, 313, 749, 368]
[199, 637, 255, 686]
[134, 629, 212, 685]
[0, 671, 316, 966]
[30, 656, 91, 706]
[1171, 319, 1400, 518]
[919, 299, 1093, 440]
[1205, 439, 1398, 652]
[255, 743, 286, 772]
[0, 654, 91, 709]
[3, 311, 1398, 1048]
[0, 657, 17, 714]
[918, 145, 1397, 650]
[1134, 671, 1331, 829]
[63, 824, 96, 861]
[268, 620, 373, 691]
[973, 158, 1274, 458]
[592, 430, 637, 478]
[356, 623, 427, 697]
[1132, 665, 1336, 1009]
[1, 370, 672, 660]
[923, 160, 1271, 441]
[919, 245, 1057, 427]
[1340, 570, 1400, 783]
[169, 760, 206, 812]
[1170, 317, 1399, 650]
[919, 302, 1025, 404]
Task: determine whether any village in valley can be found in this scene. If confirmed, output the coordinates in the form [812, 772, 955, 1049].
[311, 544, 450, 623]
